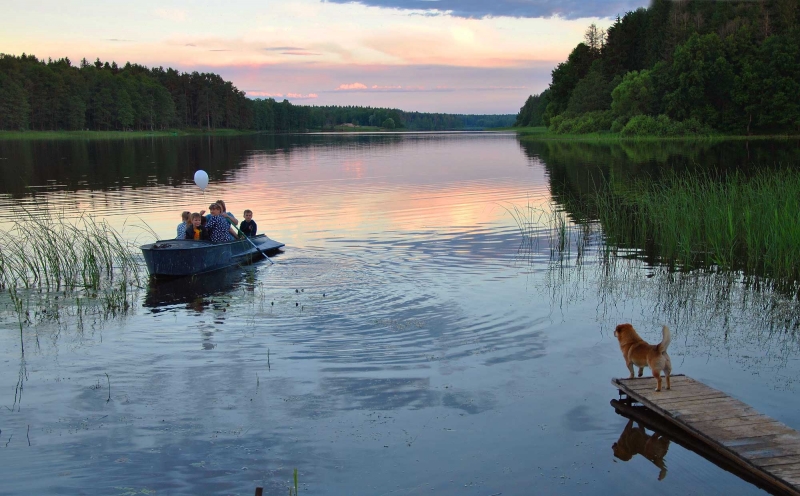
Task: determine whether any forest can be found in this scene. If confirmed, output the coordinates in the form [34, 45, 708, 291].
[514, 0, 800, 136]
[0, 54, 514, 132]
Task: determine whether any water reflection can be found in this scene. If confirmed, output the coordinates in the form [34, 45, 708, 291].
[612, 419, 671, 480]
[144, 266, 258, 309]
[610, 398, 780, 494]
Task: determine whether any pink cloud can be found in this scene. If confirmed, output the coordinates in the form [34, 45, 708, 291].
[336, 82, 368, 90]
[246, 91, 284, 98]
[286, 93, 319, 99]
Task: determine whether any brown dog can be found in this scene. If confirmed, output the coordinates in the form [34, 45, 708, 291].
[614, 323, 672, 391]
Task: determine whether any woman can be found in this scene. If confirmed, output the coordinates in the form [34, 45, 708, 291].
[205, 203, 236, 243]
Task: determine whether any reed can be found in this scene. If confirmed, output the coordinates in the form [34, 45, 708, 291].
[0, 209, 143, 317]
[592, 169, 800, 285]
[0, 210, 141, 291]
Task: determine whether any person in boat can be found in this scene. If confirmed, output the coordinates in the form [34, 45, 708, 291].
[184, 212, 209, 241]
[201, 200, 238, 241]
[239, 209, 257, 237]
[205, 203, 238, 243]
[176, 211, 191, 239]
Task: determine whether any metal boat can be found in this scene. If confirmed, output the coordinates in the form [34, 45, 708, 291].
[140, 234, 284, 277]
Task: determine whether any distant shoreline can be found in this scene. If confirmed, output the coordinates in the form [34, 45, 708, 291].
[0, 128, 508, 141]
[0, 129, 263, 141]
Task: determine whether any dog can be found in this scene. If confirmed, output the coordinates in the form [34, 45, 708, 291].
[612, 419, 671, 480]
[613, 323, 672, 391]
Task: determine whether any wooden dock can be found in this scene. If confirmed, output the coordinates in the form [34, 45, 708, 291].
[613, 374, 800, 495]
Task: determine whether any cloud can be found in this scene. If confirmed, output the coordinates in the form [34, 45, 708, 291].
[264, 46, 307, 51]
[320, 0, 647, 20]
[245, 91, 319, 100]
[336, 82, 369, 90]
[246, 91, 284, 98]
[107, 38, 133, 42]
[154, 8, 187, 22]
[286, 93, 319, 99]
[281, 50, 322, 56]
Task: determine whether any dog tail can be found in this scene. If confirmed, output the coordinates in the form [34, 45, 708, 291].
[657, 325, 671, 353]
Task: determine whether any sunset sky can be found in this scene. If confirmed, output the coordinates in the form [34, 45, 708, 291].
[1, 0, 649, 114]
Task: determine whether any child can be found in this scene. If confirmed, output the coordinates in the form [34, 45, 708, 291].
[202, 200, 237, 241]
[184, 212, 208, 241]
[205, 203, 237, 243]
[240, 209, 257, 237]
[176, 211, 191, 239]
[215, 199, 238, 226]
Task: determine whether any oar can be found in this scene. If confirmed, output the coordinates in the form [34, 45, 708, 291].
[233, 223, 274, 265]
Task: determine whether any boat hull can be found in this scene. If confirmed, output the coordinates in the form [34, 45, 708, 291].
[140, 235, 284, 277]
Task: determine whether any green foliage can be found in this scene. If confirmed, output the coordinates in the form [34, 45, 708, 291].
[520, 0, 800, 136]
[514, 90, 550, 127]
[620, 114, 714, 137]
[550, 111, 614, 134]
[611, 70, 654, 120]
[566, 62, 617, 115]
[0, 72, 30, 130]
[382, 117, 395, 129]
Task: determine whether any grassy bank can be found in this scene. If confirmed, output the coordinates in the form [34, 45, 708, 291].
[0, 129, 263, 141]
[594, 169, 800, 285]
[510, 126, 800, 142]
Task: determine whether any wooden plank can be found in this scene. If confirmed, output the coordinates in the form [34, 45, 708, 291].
[671, 398, 755, 416]
[655, 393, 739, 407]
[680, 411, 767, 424]
[689, 415, 774, 429]
[616, 376, 691, 390]
[704, 423, 799, 441]
[754, 455, 800, 468]
[637, 389, 729, 403]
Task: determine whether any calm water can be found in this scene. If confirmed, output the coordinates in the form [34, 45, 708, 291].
[1, 134, 799, 495]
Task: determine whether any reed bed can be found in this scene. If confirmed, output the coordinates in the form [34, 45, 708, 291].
[593, 169, 800, 286]
[0, 210, 143, 316]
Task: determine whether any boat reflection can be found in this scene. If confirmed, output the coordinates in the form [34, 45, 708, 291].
[144, 265, 258, 310]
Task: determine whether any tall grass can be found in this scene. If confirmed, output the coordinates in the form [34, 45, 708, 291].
[0, 210, 143, 313]
[504, 200, 596, 265]
[593, 169, 800, 285]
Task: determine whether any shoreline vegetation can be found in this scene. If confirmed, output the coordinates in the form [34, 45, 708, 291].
[0, 126, 498, 141]
[513, 0, 800, 138]
[508, 126, 800, 142]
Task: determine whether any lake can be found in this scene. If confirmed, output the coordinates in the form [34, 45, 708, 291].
[1, 133, 799, 495]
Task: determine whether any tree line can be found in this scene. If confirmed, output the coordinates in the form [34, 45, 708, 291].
[0, 53, 514, 132]
[514, 0, 800, 136]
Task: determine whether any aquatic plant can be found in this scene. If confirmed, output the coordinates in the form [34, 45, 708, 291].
[504, 200, 596, 266]
[592, 168, 800, 292]
[0, 209, 142, 292]
[0, 209, 143, 321]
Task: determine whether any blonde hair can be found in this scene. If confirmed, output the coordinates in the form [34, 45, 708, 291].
[190, 212, 202, 220]
[181, 211, 191, 222]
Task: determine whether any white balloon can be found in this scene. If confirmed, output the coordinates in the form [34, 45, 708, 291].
[194, 170, 209, 191]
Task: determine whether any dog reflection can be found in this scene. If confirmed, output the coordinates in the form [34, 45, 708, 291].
[613, 419, 671, 480]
